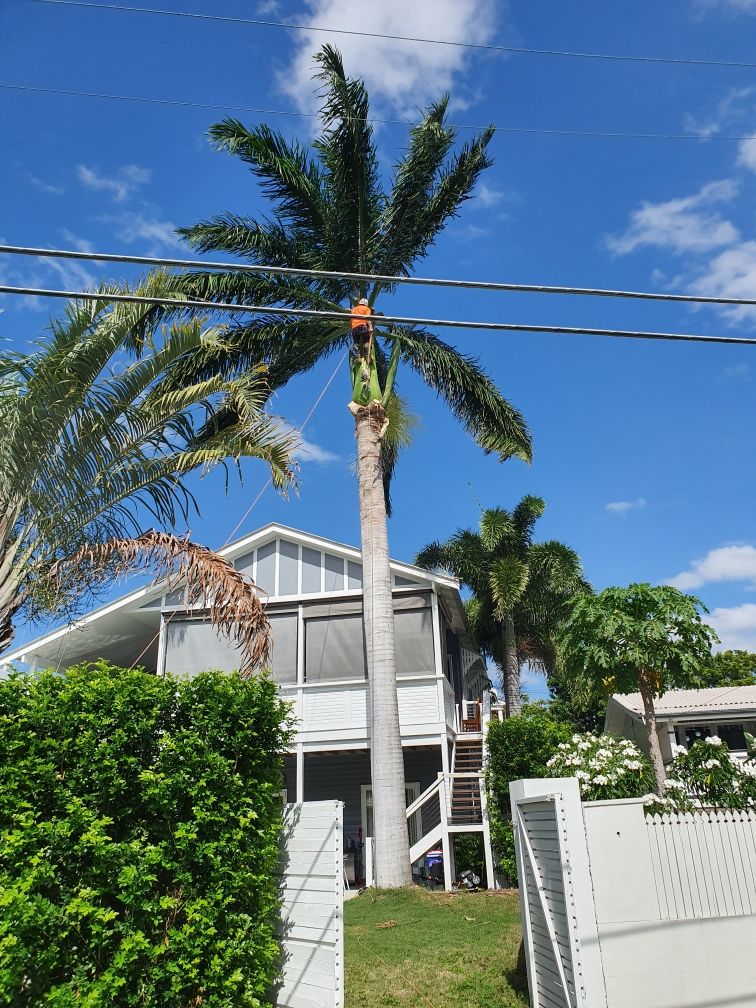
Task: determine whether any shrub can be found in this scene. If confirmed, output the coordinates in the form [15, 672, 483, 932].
[645, 737, 756, 813]
[485, 705, 573, 883]
[545, 732, 656, 802]
[0, 662, 291, 1007]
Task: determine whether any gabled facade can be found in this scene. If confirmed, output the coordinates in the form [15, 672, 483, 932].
[3, 524, 497, 888]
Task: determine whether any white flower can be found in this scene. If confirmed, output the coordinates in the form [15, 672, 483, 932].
[577, 741, 591, 751]
[572, 734, 582, 742]
[623, 760, 642, 770]
[664, 779, 685, 791]
[705, 736, 723, 747]
[575, 770, 589, 781]
[558, 742, 570, 751]
[592, 774, 609, 785]
[704, 759, 719, 769]
[671, 744, 687, 756]
[642, 793, 660, 805]
[596, 749, 612, 759]
[546, 756, 558, 767]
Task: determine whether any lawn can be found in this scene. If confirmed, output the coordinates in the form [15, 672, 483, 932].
[344, 887, 528, 1008]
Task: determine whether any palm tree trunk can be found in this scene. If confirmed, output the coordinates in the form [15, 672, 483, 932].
[637, 666, 666, 794]
[353, 401, 411, 888]
[503, 615, 521, 718]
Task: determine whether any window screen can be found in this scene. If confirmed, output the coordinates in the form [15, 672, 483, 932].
[302, 547, 322, 593]
[268, 612, 297, 684]
[256, 541, 276, 597]
[394, 605, 434, 675]
[718, 723, 747, 751]
[278, 540, 299, 596]
[164, 619, 242, 677]
[305, 613, 367, 682]
[347, 561, 363, 589]
[324, 553, 345, 592]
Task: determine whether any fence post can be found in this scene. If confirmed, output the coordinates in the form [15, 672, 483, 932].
[365, 836, 374, 888]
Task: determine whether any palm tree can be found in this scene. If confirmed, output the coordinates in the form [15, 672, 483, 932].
[162, 46, 531, 887]
[417, 498, 589, 716]
[0, 277, 296, 662]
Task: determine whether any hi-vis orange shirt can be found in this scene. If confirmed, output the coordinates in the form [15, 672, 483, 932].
[350, 303, 372, 329]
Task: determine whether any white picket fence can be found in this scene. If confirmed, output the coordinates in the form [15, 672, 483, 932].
[277, 800, 344, 1008]
[510, 778, 756, 1008]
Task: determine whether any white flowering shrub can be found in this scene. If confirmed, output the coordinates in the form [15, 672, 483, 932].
[545, 732, 656, 801]
[645, 737, 756, 813]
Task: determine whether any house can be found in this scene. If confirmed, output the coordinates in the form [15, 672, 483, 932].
[605, 686, 756, 762]
[1, 523, 497, 889]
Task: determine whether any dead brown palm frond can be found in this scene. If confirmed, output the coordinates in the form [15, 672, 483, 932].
[60, 531, 270, 674]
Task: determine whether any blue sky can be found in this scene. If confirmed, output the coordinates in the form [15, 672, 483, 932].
[4, 0, 756, 696]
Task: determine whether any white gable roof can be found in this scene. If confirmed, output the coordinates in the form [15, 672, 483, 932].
[2, 523, 461, 668]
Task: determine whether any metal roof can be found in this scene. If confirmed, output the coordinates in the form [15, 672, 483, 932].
[610, 686, 756, 718]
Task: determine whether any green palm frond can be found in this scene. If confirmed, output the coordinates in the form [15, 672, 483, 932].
[512, 495, 546, 541]
[480, 507, 515, 553]
[392, 326, 532, 462]
[0, 288, 298, 648]
[490, 555, 530, 618]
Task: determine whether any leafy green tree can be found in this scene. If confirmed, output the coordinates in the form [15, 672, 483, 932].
[417, 497, 588, 716]
[0, 282, 294, 658]
[559, 584, 718, 792]
[695, 649, 756, 687]
[169, 47, 531, 886]
[485, 705, 572, 881]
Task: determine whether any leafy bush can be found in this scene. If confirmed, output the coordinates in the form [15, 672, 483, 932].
[545, 732, 656, 801]
[646, 737, 756, 813]
[485, 705, 573, 882]
[0, 662, 291, 1007]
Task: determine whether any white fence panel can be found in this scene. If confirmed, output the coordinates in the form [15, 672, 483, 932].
[645, 808, 756, 919]
[277, 800, 344, 1008]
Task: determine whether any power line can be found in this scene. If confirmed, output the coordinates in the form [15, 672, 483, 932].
[2, 244, 755, 309]
[32, 0, 756, 71]
[1, 281, 755, 346]
[5, 81, 756, 142]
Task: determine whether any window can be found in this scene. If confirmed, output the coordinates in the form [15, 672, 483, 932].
[305, 612, 367, 682]
[394, 601, 434, 675]
[302, 547, 322, 593]
[268, 612, 297, 684]
[676, 724, 712, 747]
[163, 618, 242, 677]
[717, 723, 747, 751]
[361, 784, 421, 845]
[256, 541, 276, 597]
[278, 540, 299, 595]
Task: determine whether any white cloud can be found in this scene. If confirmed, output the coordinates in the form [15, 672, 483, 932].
[256, 0, 280, 11]
[99, 210, 180, 250]
[278, 0, 499, 118]
[60, 229, 95, 254]
[605, 180, 739, 256]
[699, 0, 756, 11]
[474, 184, 507, 209]
[688, 239, 756, 322]
[721, 362, 751, 380]
[666, 544, 756, 590]
[606, 498, 646, 515]
[708, 603, 756, 651]
[29, 175, 65, 195]
[738, 136, 756, 172]
[293, 436, 342, 464]
[77, 164, 151, 203]
[684, 85, 754, 138]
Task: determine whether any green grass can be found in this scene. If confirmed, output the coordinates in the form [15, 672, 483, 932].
[344, 887, 528, 1008]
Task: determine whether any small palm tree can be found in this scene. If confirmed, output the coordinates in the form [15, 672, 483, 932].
[417, 497, 589, 716]
[0, 278, 296, 661]
[165, 46, 531, 887]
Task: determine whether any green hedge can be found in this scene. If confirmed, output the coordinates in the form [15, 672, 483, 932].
[485, 706, 572, 883]
[0, 662, 291, 1007]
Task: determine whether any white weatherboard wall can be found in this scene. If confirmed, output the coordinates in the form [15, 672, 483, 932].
[277, 801, 344, 1008]
[511, 778, 756, 1008]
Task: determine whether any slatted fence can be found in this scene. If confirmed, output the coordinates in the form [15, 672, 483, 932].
[277, 800, 344, 1008]
[646, 808, 756, 919]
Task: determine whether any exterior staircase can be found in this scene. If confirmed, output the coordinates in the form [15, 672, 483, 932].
[450, 738, 484, 826]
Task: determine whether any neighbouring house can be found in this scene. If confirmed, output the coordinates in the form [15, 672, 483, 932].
[1, 523, 498, 889]
[605, 686, 756, 763]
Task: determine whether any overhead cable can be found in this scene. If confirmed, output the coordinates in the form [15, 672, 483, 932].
[1, 244, 754, 309]
[1, 282, 754, 347]
[32, 0, 756, 71]
[4, 82, 756, 143]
